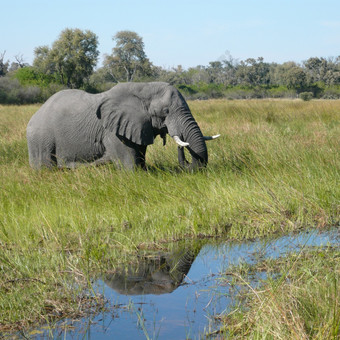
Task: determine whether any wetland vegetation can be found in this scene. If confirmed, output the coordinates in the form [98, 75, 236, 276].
[221, 242, 340, 339]
[0, 99, 339, 337]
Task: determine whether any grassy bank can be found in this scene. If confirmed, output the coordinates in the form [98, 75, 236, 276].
[219, 245, 340, 339]
[0, 99, 339, 330]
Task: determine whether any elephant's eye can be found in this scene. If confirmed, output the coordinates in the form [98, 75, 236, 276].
[162, 108, 169, 114]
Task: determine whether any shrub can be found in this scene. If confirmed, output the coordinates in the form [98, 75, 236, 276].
[0, 69, 66, 104]
[267, 86, 296, 98]
[299, 92, 313, 101]
[40, 83, 67, 100]
[13, 67, 56, 87]
[224, 87, 252, 99]
[322, 86, 340, 99]
[0, 77, 41, 104]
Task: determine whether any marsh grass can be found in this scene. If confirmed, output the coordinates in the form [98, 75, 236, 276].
[0, 100, 339, 330]
[220, 246, 340, 339]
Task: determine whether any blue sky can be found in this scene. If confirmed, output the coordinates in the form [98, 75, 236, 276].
[2, 0, 340, 69]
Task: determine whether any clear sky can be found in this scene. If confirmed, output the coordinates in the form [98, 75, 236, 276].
[1, 0, 340, 69]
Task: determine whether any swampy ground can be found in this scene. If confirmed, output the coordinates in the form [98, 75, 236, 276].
[0, 99, 339, 337]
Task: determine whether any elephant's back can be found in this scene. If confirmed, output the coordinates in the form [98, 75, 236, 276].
[30, 90, 95, 124]
[27, 89, 100, 145]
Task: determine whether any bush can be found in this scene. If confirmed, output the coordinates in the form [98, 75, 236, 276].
[0, 77, 41, 104]
[13, 67, 56, 87]
[40, 83, 67, 99]
[177, 84, 302, 100]
[267, 86, 296, 98]
[224, 86, 253, 99]
[299, 92, 313, 101]
[0, 76, 66, 104]
[321, 86, 340, 99]
[176, 83, 226, 100]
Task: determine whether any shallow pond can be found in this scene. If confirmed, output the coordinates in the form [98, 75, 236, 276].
[34, 228, 339, 339]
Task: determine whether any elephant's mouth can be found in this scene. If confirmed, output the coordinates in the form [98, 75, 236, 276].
[156, 127, 168, 146]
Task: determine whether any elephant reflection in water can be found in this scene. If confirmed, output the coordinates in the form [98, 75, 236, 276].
[105, 244, 203, 295]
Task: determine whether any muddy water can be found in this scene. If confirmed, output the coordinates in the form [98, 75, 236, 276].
[39, 228, 339, 339]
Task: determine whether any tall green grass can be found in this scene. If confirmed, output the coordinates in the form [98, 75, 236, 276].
[0, 100, 339, 329]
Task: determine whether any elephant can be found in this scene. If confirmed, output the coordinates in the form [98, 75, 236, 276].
[26, 82, 219, 170]
[104, 243, 203, 295]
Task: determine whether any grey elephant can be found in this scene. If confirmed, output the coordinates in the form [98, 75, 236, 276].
[27, 82, 219, 170]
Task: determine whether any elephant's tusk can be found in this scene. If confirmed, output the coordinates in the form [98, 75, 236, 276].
[203, 134, 220, 141]
[173, 136, 190, 147]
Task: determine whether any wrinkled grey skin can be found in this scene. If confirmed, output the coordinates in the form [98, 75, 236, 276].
[27, 82, 208, 170]
[105, 246, 200, 295]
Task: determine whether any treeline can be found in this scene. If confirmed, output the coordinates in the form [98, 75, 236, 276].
[1, 29, 340, 104]
[157, 57, 340, 100]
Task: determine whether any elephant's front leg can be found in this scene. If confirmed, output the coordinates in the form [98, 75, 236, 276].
[120, 137, 147, 170]
[134, 144, 147, 170]
[98, 134, 147, 169]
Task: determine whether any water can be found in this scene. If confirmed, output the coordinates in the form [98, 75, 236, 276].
[32, 228, 340, 339]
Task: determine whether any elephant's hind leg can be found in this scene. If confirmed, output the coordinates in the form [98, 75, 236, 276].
[28, 143, 57, 169]
[27, 131, 56, 169]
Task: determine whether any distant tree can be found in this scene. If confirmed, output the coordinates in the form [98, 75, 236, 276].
[268, 62, 280, 85]
[236, 57, 270, 86]
[0, 51, 9, 76]
[304, 56, 340, 85]
[284, 66, 307, 92]
[6, 54, 29, 72]
[269, 61, 298, 85]
[222, 56, 238, 86]
[324, 69, 340, 85]
[207, 61, 225, 84]
[304, 57, 327, 83]
[34, 28, 99, 88]
[14, 54, 28, 68]
[186, 65, 210, 84]
[33, 46, 55, 75]
[103, 31, 153, 82]
[156, 65, 192, 85]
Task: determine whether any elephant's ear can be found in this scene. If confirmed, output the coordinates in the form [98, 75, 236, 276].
[97, 99, 154, 146]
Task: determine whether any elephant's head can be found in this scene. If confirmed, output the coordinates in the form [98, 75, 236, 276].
[148, 83, 220, 169]
[101, 82, 219, 170]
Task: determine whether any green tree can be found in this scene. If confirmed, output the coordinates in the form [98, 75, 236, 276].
[269, 61, 298, 85]
[34, 28, 99, 88]
[222, 57, 238, 86]
[304, 57, 327, 83]
[103, 31, 152, 82]
[236, 57, 270, 86]
[284, 66, 307, 92]
[304, 56, 340, 85]
[207, 61, 225, 84]
[33, 46, 55, 75]
[186, 65, 210, 84]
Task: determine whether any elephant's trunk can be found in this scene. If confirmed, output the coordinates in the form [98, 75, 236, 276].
[166, 112, 208, 170]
